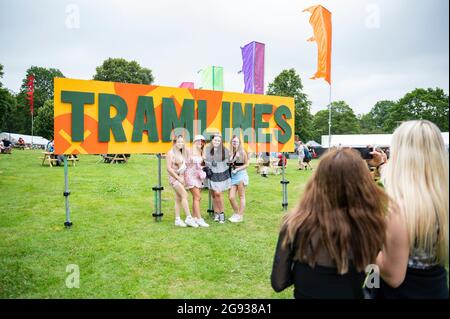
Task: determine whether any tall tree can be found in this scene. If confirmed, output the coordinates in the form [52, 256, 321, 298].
[34, 100, 54, 139]
[266, 69, 314, 141]
[0, 87, 17, 132]
[370, 100, 396, 132]
[358, 113, 375, 134]
[384, 88, 449, 132]
[359, 100, 396, 133]
[93, 58, 154, 84]
[313, 101, 360, 142]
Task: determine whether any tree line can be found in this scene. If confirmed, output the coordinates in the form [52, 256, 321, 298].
[0, 61, 448, 142]
[267, 69, 448, 143]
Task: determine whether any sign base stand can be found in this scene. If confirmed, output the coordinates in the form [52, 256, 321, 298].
[207, 189, 214, 218]
[152, 154, 164, 222]
[280, 153, 289, 211]
[63, 156, 73, 228]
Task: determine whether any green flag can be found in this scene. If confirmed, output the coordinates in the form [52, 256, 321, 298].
[199, 66, 223, 91]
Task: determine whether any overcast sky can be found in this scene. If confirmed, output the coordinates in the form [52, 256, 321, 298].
[0, 0, 448, 115]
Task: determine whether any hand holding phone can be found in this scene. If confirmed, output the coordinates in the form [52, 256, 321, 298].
[355, 147, 373, 160]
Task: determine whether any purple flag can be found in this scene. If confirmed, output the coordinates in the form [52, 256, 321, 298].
[240, 41, 265, 94]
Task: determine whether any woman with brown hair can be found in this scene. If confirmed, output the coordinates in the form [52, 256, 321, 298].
[204, 134, 231, 224]
[271, 148, 388, 298]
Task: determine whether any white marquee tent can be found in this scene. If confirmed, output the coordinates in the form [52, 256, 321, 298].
[0, 132, 49, 147]
[321, 133, 449, 148]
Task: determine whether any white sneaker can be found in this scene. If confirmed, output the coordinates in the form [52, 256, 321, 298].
[195, 217, 210, 228]
[219, 213, 225, 224]
[175, 218, 187, 227]
[214, 213, 220, 222]
[229, 214, 244, 223]
[228, 213, 238, 222]
[185, 216, 199, 228]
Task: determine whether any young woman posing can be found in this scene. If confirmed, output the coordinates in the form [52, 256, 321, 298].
[184, 135, 209, 227]
[228, 135, 249, 223]
[166, 135, 198, 228]
[204, 134, 231, 224]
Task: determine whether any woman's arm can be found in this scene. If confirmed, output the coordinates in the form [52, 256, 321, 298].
[271, 226, 294, 292]
[203, 146, 211, 165]
[376, 204, 409, 288]
[166, 151, 183, 182]
[234, 151, 249, 173]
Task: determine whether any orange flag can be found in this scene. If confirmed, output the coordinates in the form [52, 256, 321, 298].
[303, 5, 332, 84]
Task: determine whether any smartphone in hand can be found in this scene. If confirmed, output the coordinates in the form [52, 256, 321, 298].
[355, 147, 373, 160]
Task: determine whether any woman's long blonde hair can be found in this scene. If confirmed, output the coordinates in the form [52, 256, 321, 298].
[384, 120, 449, 265]
[230, 135, 245, 162]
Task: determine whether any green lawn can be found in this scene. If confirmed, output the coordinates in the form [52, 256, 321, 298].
[0, 150, 315, 298]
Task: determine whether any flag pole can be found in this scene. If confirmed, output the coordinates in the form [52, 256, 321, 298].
[328, 83, 332, 148]
[252, 41, 256, 94]
[31, 111, 34, 148]
[207, 65, 215, 218]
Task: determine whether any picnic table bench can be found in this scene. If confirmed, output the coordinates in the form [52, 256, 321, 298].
[41, 152, 79, 167]
[254, 157, 286, 175]
[67, 155, 79, 166]
[15, 144, 26, 150]
[102, 154, 128, 164]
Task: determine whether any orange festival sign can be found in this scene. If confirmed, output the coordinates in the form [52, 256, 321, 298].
[54, 78, 295, 154]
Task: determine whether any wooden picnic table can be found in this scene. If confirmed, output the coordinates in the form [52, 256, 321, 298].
[103, 154, 128, 164]
[41, 152, 79, 167]
[41, 152, 58, 167]
[15, 144, 26, 150]
[67, 155, 79, 166]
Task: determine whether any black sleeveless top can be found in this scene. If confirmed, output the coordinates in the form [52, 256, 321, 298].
[378, 266, 448, 299]
[271, 226, 367, 299]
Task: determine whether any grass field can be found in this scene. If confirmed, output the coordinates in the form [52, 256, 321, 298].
[0, 150, 315, 298]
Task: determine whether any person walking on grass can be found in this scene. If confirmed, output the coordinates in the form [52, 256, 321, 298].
[260, 152, 271, 177]
[296, 139, 305, 170]
[184, 135, 209, 227]
[204, 134, 231, 224]
[166, 135, 198, 228]
[228, 135, 249, 223]
[303, 144, 313, 170]
[298, 141, 306, 170]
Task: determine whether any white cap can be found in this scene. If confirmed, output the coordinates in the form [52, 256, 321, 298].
[193, 134, 206, 142]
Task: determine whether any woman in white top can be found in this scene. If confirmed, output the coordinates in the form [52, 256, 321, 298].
[204, 134, 231, 224]
[294, 135, 304, 170]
